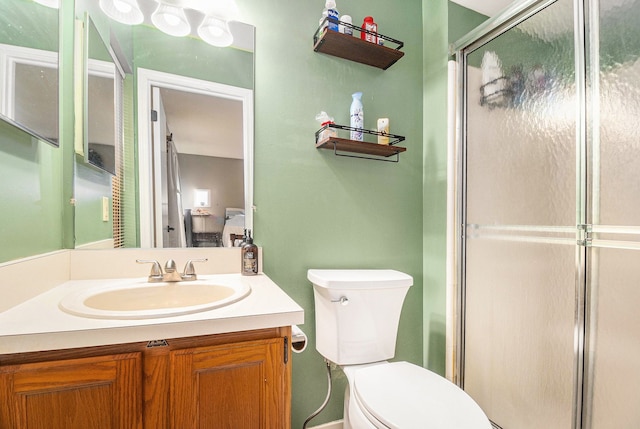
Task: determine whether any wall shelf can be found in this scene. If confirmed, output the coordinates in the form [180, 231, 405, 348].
[313, 20, 405, 70]
[315, 123, 406, 162]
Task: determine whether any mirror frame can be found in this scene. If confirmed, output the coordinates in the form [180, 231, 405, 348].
[136, 68, 254, 248]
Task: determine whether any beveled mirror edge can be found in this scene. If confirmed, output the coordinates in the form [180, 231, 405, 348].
[78, 12, 124, 175]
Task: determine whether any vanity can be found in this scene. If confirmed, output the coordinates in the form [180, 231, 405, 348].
[0, 248, 304, 429]
[0, 2, 304, 427]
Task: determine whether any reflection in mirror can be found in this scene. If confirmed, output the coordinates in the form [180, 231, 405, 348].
[85, 16, 122, 175]
[74, 0, 255, 250]
[0, 0, 59, 146]
[137, 69, 253, 249]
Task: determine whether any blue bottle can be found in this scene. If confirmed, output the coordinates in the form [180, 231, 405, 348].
[325, 0, 339, 32]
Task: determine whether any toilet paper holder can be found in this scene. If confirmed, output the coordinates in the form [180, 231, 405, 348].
[291, 325, 307, 353]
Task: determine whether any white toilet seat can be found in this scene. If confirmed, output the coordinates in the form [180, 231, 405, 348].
[349, 361, 491, 429]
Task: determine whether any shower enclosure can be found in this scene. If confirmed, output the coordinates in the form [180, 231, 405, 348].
[452, 0, 640, 427]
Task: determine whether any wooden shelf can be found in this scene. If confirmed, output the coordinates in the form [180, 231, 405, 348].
[313, 29, 405, 70]
[316, 137, 407, 162]
[315, 124, 407, 162]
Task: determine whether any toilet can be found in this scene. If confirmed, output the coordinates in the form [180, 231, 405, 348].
[308, 269, 491, 429]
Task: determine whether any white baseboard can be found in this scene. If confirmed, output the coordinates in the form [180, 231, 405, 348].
[309, 420, 343, 429]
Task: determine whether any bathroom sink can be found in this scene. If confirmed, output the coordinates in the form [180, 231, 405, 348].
[59, 276, 251, 319]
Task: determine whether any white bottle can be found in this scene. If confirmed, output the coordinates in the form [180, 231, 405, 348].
[339, 15, 353, 35]
[325, 0, 339, 32]
[350, 92, 364, 141]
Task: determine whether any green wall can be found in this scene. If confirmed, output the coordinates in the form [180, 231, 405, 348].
[0, 120, 64, 261]
[244, 1, 424, 425]
[421, 0, 488, 376]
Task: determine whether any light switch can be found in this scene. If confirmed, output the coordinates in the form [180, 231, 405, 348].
[102, 197, 109, 222]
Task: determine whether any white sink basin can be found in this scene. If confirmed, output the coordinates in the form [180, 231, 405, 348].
[59, 276, 251, 319]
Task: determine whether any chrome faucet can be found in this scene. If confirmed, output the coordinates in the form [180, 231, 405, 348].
[136, 258, 208, 282]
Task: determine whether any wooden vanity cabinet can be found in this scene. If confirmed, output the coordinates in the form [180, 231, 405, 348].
[0, 327, 291, 429]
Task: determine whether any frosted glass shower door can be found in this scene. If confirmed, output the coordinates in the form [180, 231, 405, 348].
[460, 0, 580, 427]
[585, 0, 640, 427]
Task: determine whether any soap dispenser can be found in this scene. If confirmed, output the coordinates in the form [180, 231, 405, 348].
[241, 230, 258, 276]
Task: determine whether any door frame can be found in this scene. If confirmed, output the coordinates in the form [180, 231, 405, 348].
[136, 68, 254, 248]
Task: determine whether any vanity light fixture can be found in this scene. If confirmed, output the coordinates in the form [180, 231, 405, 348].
[151, 3, 191, 37]
[99, 0, 144, 25]
[33, 0, 60, 8]
[98, 0, 240, 47]
[198, 15, 233, 47]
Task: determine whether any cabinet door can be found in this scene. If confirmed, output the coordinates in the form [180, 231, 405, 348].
[0, 353, 142, 429]
[170, 338, 286, 429]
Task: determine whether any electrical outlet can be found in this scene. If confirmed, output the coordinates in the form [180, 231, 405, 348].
[102, 197, 109, 222]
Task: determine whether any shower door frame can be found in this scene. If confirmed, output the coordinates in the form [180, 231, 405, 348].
[449, 0, 592, 428]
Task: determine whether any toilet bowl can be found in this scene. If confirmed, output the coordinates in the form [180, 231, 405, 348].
[308, 269, 491, 429]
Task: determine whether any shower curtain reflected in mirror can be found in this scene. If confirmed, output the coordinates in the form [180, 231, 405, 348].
[164, 135, 186, 248]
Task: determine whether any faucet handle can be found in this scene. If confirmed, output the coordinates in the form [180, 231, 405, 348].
[182, 258, 208, 281]
[164, 259, 177, 273]
[136, 259, 163, 282]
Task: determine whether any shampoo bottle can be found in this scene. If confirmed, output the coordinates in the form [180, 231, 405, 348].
[241, 230, 258, 276]
[350, 92, 364, 141]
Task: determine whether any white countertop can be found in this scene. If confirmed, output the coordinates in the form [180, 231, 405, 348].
[0, 273, 304, 355]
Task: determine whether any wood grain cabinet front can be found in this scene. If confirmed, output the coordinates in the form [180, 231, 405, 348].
[0, 353, 142, 429]
[0, 327, 291, 429]
[170, 338, 287, 428]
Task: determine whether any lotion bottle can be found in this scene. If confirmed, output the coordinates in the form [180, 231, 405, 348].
[241, 230, 258, 276]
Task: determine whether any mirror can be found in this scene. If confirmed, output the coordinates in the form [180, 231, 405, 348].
[74, 0, 255, 249]
[0, 0, 59, 146]
[84, 16, 122, 175]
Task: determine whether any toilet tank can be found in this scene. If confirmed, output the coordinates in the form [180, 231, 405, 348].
[308, 269, 413, 365]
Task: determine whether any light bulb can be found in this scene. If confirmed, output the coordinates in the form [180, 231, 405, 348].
[151, 4, 191, 37]
[99, 0, 143, 25]
[198, 15, 233, 47]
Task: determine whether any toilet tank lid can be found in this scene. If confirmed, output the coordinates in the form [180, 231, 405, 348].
[307, 269, 413, 289]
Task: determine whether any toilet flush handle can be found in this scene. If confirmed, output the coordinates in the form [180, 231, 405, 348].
[331, 296, 349, 306]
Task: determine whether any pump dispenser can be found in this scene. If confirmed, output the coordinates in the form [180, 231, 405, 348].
[241, 230, 258, 276]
